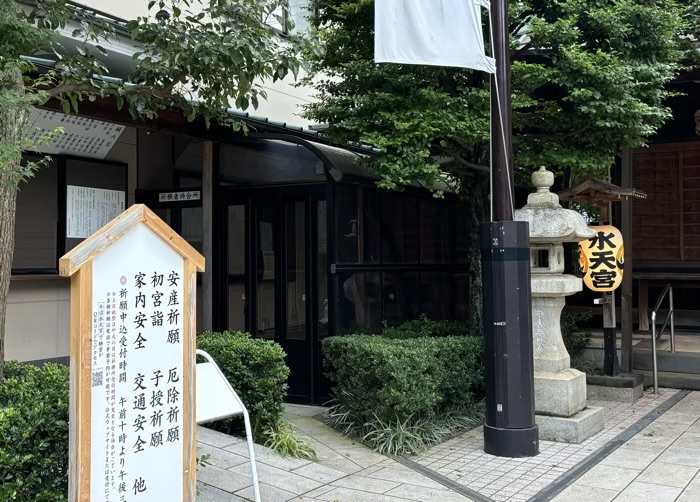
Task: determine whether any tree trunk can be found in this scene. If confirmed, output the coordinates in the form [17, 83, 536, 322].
[462, 173, 488, 338]
[0, 175, 18, 382]
[0, 67, 28, 381]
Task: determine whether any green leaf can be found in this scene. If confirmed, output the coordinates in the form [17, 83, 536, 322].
[69, 94, 78, 113]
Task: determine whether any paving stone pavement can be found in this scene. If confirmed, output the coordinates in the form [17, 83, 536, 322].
[550, 390, 700, 502]
[411, 388, 683, 501]
[197, 390, 700, 501]
[196, 405, 475, 501]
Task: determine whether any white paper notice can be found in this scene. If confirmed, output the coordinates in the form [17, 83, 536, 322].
[90, 225, 185, 502]
[67, 185, 125, 239]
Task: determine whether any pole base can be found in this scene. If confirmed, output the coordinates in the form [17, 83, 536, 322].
[603, 326, 620, 377]
[484, 424, 539, 458]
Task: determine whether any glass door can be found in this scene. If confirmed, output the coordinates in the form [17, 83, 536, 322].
[314, 198, 331, 402]
[255, 202, 277, 340]
[223, 187, 327, 403]
[284, 200, 310, 399]
[227, 204, 247, 332]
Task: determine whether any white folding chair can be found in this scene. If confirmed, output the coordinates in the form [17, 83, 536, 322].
[195, 349, 261, 502]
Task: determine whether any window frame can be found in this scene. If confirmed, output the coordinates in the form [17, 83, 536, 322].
[11, 153, 128, 276]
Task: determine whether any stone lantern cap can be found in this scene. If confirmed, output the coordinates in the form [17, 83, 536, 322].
[515, 167, 595, 243]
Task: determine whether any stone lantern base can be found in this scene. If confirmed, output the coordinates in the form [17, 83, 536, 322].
[530, 293, 605, 443]
[536, 406, 605, 444]
[528, 288, 605, 443]
[534, 367, 605, 443]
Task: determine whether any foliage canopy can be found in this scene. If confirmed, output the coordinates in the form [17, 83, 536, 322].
[1, 0, 305, 184]
[0, 0, 304, 381]
[302, 0, 698, 190]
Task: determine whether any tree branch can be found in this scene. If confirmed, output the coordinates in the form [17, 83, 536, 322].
[435, 147, 489, 173]
[524, 124, 590, 138]
[42, 82, 104, 99]
[40, 73, 188, 102]
[512, 43, 533, 60]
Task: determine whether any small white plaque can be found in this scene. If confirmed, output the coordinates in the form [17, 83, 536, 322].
[158, 191, 201, 203]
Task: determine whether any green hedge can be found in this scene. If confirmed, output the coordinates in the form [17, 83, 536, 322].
[561, 311, 593, 360]
[0, 361, 69, 502]
[197, 330, 289, 438]
[0, 332, 292, 500]
[380, 317, 470, 339]
[323, 333, 484, 425]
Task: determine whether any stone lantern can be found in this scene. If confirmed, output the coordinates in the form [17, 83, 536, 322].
[515, 167, 604, 443]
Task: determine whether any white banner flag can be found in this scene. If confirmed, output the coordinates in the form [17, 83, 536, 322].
[375, 0, 495, 73]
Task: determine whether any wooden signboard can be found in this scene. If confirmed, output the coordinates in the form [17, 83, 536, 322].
[60, 204, 205, 502]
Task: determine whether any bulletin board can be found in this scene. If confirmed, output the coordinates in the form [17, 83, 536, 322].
[63, 157, 128, 254]
[10, 155, 127, 275]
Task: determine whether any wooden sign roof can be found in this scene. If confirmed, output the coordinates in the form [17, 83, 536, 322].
[557, 178, 647, 204]
[59, 204, 205, 277]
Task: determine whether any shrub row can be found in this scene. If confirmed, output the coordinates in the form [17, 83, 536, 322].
[0, 361, 70, 502]
[196, 330, 289, 437]
[323, 331, 484, 426]
[380, 316, 470, 339]
[0, 330, 292, 500]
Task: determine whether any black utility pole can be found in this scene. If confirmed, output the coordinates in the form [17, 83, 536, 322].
[481, 0, 539, 457]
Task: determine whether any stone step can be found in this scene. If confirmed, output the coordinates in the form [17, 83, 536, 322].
[633, 349, 700, 375]
[637, 370, 700, 391]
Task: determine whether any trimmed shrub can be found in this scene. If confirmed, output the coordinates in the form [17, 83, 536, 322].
[561, 311, 593, 360]
[0, 361, 70, 502]
[196, 331, 289, 438]
[197, 331, 315, 458]
[432, 336, 485, 409]
[0, 330, 306, 502]
[324, 335, 484, 421]
[381, 316, 469, 339]
[324, 335, 441, 421]
[323, 325, 484, 454]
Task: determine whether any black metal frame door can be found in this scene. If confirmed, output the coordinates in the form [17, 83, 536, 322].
[311, 193, 331, 404]
[220, 185, 326, 404]
[281, 195, 313, 402]
[220, 199, 251, 334]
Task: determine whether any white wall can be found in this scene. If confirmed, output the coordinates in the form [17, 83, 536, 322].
[85, 0, 149, 20]
[242, 1, 321, 126]
[252, 70, 318, 127]
[5, 279, 70, 362]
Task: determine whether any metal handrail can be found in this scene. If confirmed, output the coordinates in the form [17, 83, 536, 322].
[650, 284, 675, 394]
